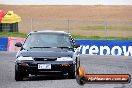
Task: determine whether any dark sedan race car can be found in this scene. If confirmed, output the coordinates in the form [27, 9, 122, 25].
[15, 30, 80, 81]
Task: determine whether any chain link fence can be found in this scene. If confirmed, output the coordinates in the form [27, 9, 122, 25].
[1, 18, 132, 37]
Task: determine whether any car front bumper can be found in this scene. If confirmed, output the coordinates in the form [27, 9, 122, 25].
[15, 60, 75, 76]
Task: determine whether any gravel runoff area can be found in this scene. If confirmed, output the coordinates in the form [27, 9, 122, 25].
[0, 52, 131, 88]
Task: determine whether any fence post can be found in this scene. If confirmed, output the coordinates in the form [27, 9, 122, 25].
[67, 19, 70, 33]
[30, 18, 33, 32]
[104, 20, 107, 38]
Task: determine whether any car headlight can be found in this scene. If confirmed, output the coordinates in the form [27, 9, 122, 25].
[17, 56, 34, 61]
[57, 57, 73, 61]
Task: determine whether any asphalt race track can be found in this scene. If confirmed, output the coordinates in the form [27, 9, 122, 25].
[0, 52, 132, 88]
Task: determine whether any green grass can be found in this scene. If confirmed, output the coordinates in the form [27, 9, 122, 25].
[0, 32, 27, 38]
[80, 26, 132, 30]
[0, 32, 132, 40]
[72, 35, 132, 40]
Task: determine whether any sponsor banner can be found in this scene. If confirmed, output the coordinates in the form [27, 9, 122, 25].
[8, 37, 25, 52]
[0, 37, 8, 51]
[76, 67, 131, 85]
[75, 40, 132, 56]
[1, 37, 131, 56]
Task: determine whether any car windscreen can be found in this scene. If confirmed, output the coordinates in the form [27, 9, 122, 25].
[23, 33, 73, 50]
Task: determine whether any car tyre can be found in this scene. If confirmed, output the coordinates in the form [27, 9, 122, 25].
[68, 72, 75, 79]
[15, 69, 23, 81]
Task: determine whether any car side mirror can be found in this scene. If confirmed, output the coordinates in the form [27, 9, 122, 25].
[74, 43, 80, 48]
[15, 42, 22, 47]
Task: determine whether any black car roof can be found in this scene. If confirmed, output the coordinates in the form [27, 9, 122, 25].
[29, 30, 70, 35]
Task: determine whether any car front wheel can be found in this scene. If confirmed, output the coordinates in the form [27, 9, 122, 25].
[68, 72, 75, 79]
[15, 69, 23, 81]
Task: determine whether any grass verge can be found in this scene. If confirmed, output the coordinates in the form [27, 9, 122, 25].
[0, 32, 132, 40]
[72, 35, 132, 40]
[0, 32, 27, 38]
